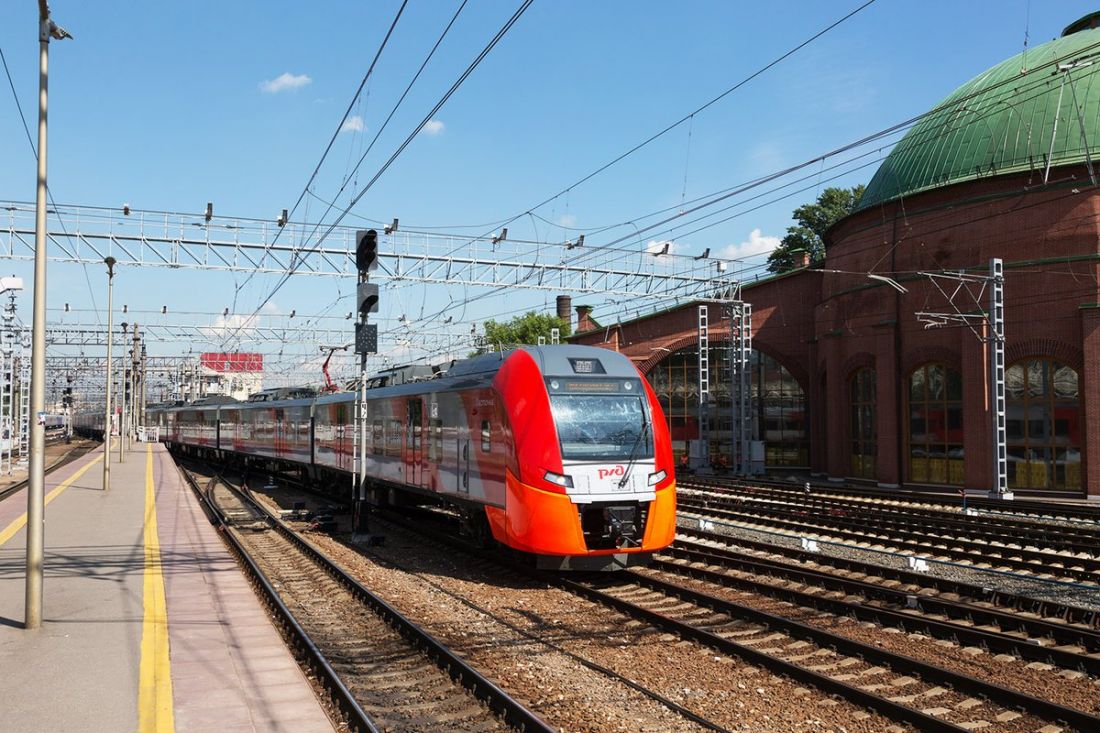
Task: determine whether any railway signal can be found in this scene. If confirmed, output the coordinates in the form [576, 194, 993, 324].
[357, 282, 379, 316]
[353, 229, 381, 536]
[355, 229, 378, 273]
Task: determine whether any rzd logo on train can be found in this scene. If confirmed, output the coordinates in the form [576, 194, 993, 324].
[597, 465, 626, 480]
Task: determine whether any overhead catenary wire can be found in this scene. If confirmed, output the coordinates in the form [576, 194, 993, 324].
[289, 0, 471, 272]
[388, 12, 1100, 301]
[223, 0, 535, 350]
[413, 0, 882, 282]
[232, 0, 410, 312]
[508, 0, 880, 230]
[1, 44, 102, 324]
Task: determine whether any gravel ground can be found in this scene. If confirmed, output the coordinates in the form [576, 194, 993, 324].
[678, 510, 1100, 611]
[645, 562, 1100, 729]
[294, 516, 908, 733]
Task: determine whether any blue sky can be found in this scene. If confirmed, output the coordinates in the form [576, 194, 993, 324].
[0, 1, 1089, 385]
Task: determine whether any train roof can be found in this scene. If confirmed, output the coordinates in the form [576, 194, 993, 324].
[157, 346, 637, 413]
[521, 344, 639, 379]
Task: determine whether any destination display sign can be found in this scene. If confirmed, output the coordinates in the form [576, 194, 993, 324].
[568, 358, 606, 375]
[560, 380, 622, 393]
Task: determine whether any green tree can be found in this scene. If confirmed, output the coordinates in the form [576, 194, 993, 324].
[476, 311, 572, 354]
[766, 184, 865, 274]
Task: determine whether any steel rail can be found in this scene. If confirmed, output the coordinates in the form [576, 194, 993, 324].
[675, 525, 1100, 629]
[696, 472, 1100, 522]
[211, 472, 555, 733]
[178, 467, 381, 733]
[653, 546, 1100, 675]
[684, 479, 1100, 549]
[553, 575, 967, 732]
[355, 508, 737, 733]
[566, 572, 1100, 732]
[0, 436, 96, 502]
[677, 495, 1100, 582]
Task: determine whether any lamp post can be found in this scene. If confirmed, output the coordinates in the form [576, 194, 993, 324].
[26, 0, 72, 630]
[102, 257, 115, 489]
[119, 321, 127, 462]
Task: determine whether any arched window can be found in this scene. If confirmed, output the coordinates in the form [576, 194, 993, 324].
[1006, 359, 1081, 491]
[849, 367, 876, 478]
[646, 345, 808, 468]
[907, 363, 963, 485]
[755, 352, 809, 467]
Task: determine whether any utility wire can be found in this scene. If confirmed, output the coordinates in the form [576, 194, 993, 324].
[286, 0, 470, 292]
[1, 43, 101, 324]
[233, 0, 410, 311]
[466, 0, 879, 249]
[224, 0, 534, 349]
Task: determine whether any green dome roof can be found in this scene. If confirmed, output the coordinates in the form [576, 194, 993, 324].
[858, 20, 1100, 211]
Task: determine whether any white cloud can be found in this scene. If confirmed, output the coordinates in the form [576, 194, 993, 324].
[720, 228, 780, 262]
[645, 239, 680, 258]
[260, 72, 312, 94]
[558, 214, 577, 227]
[340, 115, 364, 134]
[200, 314, 259, 340]
[420, 119, 445, 136]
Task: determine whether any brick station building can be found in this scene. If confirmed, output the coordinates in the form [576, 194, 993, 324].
[573, 13, 1100, 499]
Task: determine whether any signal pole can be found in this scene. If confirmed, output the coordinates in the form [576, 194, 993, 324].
[130, 323, 139, 445]
[103, 257, 115, 490]
[353, 228, 379, 536]
[26, 0, 72, 630]
[118, 321, 127, 462]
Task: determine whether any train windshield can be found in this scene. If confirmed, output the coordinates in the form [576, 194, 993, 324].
[550, 394, 652, 461]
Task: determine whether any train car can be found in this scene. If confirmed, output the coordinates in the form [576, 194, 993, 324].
[159, 345, 676, 570]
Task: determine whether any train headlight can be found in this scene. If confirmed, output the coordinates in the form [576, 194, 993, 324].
[623, 381, 633, 390]
[647, 469, 667, 486]
[544, 470, 574, 489]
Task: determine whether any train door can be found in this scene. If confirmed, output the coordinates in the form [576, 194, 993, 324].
[405, 399, 423, 486]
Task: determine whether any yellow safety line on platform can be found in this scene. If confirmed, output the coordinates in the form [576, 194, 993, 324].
[139, 444, 175, 733]
[0, 453, 104, 547]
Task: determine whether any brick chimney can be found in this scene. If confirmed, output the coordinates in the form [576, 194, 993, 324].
[556, 295, 572, 331]
[575, 305, 598, 332]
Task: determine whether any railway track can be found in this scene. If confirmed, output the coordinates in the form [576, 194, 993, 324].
[340, 507, 902, 732]
[675, 524, 1100, 631]
[683, 479, 1100, 552]
[691, 473, 1100, 524]
[677, 491, 1100, 583]
[656, 538, 1100, 676]
[180, 464, 552, 733]
[189, 458, 1100, 731]
[558, 570, 1100, 732]
[0, 437, 98, 503]
[359, 504, 1099, 732]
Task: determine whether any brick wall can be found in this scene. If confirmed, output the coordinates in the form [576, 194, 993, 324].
[571, 169, 1100, 497]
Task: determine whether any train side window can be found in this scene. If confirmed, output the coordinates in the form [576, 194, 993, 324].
[387, 418, 402, 456]
[481, 420, 491, 452]
[371, 419, 383, 455]
[428, 419, 443, 462]
[407, 400, 422, 451]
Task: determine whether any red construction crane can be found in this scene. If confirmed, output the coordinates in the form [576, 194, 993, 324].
[319, 344, 350, 393]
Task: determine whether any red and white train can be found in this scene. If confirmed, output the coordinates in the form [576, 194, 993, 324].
[133, 345, 676, 570]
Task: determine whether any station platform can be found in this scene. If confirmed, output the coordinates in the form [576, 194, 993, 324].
[0, 442, 334, 733]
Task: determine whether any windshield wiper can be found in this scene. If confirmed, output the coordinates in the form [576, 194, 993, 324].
[617, 417, 650, 490]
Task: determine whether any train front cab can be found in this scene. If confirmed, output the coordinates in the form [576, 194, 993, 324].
[491, 347, 676, 570]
